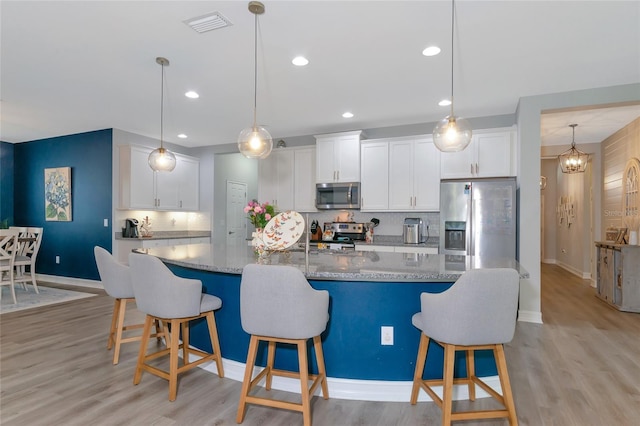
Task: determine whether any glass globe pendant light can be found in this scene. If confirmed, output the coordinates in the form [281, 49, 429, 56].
[148, 57, 177, 172]
[433, 0, 472, 152]
[238, 1, 273, 159]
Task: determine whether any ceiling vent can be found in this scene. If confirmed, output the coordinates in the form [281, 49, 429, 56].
[184, 12, 233, 33]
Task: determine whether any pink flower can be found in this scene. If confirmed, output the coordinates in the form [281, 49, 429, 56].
[265, 213, 271, 221]
[254, 206, 263, 214]
[243, 206, 251, 213]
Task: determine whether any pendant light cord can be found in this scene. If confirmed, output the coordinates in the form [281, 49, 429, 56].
[450, 0, 455, 118]
[160, 62, 165, 149]
[253, 12, 258, 129]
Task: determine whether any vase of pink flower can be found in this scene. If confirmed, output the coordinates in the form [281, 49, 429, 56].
[245, 200, 276, 256]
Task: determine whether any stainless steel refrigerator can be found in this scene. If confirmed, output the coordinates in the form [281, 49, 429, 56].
[439, 177, 516, 259]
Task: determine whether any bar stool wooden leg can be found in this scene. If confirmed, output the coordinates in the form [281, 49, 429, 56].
[266, 341, 276, 390]
[182, 321, 190, 362]
[112, 298, 129, 364]
[107, 299, 120, 350]
[133, 316, 153, 385]
[410, 333, 429, 404]
[313, 335, 329, 399]
[442, 343, 456, 426]
[205, 311, 224, 377]
[168, 318, 181, 402]
[237, 335, 260, 423]
[495, 344, 518, 426]
[297, 339, 311, 426]
[466, 349, 476, 401]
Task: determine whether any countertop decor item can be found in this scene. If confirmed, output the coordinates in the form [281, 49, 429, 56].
[244, 199, 275, 229]
[262, 211, 305, 251]
[148, 57, 177, 172]
[237, 1, 273, 159]
[432, 0, 472, 152]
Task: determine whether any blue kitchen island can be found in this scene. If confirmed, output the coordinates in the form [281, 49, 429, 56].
[136, 243, 528, 402]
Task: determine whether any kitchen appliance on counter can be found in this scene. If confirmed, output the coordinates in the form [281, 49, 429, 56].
[403, 218, 424, 244]
[311, 222, 367, 250]
[439, 178, 516, 258]
[123, 218, 139, 238]
[315, 182, 360, 210]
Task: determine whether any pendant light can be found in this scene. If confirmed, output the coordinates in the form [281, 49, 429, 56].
[433, 0, 472, 152]
[148, 57, 177, 172]
[558, 124, 589, 174]
[238, 1, 273, 159]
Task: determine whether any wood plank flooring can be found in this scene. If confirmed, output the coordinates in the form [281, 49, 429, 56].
[1, 264, 639, 425]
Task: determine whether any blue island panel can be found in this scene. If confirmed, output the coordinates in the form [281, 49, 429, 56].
[168, 265, 498, 382]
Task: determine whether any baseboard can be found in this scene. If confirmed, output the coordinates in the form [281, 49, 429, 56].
[518, 309, 543, 324]
[36, 274, 103, 290]
[556, 262, 590, 280]
[193, 355, 501, 402]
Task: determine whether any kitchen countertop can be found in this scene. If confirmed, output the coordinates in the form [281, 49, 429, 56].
[137, 242, 528, 282]
[354, 235, 439, 248]
[115, 230, 211, 240]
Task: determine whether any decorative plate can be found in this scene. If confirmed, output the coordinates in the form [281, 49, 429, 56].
[262, 211, 305, 251]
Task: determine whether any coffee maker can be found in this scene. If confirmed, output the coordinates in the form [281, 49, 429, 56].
[123, 218, 139, 238]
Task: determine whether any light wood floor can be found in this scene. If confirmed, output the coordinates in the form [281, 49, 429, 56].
[1, 264, 639, 425]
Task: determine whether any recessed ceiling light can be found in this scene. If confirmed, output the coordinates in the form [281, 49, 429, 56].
[438, 99, 452, 106]
[342, 112, 354, 118]
[292, 56, 309, 66]
[177, 134, 188, 139]
[422, 46, 441, 56]
[185, 91, 199, 99]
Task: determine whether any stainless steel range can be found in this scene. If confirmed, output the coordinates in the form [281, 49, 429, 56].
[312, 222, 367, 251]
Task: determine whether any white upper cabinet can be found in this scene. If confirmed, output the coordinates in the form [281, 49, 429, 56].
[315, 130, 362, 183]
[293, 147, 317, 212]
[258, 149, 294, 211]
[360, 141, 389, 211]
[361, 135, 440, 212]
[440, 128, 515, 179]
[389, 136, 440, 211]
[119, 145, 200, 210]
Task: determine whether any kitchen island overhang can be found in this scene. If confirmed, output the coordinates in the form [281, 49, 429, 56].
[135, 244, 528, 402]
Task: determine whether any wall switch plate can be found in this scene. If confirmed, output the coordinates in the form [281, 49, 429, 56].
[381, 326, 394, 345]
[104, 219, 109, 227]
[55, 255, 60, 264]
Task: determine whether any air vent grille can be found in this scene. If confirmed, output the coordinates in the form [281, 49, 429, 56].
[184, 12, 232, 33]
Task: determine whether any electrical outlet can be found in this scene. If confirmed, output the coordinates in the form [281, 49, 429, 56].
[381, 326, 394, 345]
[55, 255, 60, 264]
[103, 218, 109, 227]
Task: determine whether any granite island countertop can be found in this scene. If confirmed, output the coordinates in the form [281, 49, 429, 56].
[136, 242, 529, 282]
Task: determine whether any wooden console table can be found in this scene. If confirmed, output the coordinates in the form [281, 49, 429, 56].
[595, 242, 640, 313]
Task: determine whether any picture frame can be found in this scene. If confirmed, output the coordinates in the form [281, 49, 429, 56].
[44, 167, 72, 221]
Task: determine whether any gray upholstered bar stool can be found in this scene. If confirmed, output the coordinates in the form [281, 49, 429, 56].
[410, 268, 520, 426]
[94, 246, 165, 365]
[129, 253, 224, 402]
[236, 264, 330, 426]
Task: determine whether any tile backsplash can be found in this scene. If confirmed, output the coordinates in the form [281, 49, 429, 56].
[114, 210, 211, 234]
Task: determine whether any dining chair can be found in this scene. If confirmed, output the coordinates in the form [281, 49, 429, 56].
[410, 268, 520, 426]
[236, 264, 330, 426]
[10, 226, 43, 293]
[0, 229, 20, 304]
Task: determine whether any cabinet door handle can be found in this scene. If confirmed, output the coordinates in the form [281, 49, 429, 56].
[476, 163, 479, 174]
[337, 170, 340, 181]
[470, 163, 474, 175]
[410, 196, 413, 206]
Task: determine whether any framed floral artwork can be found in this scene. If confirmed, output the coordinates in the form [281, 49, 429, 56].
[44, 167, 72, 221]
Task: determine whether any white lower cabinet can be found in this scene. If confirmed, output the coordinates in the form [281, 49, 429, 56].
[355, 244, 438, 254]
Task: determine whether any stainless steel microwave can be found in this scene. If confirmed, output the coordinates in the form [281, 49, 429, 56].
[316, 182, 360, 210]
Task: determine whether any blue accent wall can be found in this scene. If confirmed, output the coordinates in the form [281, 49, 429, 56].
[0, 141, 15, 226]
[13, 129, 112, 279]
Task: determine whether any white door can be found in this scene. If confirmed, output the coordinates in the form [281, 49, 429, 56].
[226, 181, 247, 246]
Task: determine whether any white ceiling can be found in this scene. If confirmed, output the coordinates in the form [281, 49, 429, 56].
[1, 1, 639, 149]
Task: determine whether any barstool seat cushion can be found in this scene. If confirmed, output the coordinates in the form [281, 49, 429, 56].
[201, 293, 222, 313]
